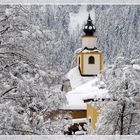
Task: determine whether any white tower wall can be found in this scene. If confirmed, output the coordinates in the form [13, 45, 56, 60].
[83, 54, 100, 75]
[82, 37, 97, 49]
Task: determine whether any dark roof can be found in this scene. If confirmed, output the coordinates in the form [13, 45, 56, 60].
[78, 47, 100, 53]
[82, 46, 98, 51]
[83, 14, 96, 36]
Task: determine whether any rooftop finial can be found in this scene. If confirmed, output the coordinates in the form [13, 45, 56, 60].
[88, 13, 91, 21]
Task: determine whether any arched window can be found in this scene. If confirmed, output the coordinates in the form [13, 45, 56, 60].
[88, 56, 95, 64]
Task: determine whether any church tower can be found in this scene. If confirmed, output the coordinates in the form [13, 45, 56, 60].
[76, 14, 102, 76]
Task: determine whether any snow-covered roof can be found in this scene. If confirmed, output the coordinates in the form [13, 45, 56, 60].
[62, 104, 86, 110]
[74, 48, 82, 54]
[67, 66, 93, 89]
[62, 67, 109, 110]
[74, 47, 101, 54]
[82, 49, 101, 53]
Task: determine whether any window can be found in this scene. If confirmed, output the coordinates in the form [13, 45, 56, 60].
[88, 56, 95, 64]
[88, 117, 92, 126]
[89, 118, 92, 124]
[85, 26, 88, 29]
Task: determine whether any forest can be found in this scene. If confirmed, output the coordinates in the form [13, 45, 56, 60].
[0, 5, 140, 135]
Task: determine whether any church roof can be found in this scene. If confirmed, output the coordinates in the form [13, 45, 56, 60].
[82, 47, 101, 52]
[61, 67, 109, 110]
[74, 47, 101, 54]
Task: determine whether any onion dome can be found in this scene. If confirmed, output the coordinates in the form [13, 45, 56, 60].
[83, 14, 96, 36]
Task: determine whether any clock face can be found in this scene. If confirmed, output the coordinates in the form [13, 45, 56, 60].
[89, 26, 92, 30]
[85, 26, 88, 29]
[93, 26, 96, 29]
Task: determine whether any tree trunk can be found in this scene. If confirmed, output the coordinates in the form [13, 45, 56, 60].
[127, 113, 133, 134]
[127, 103, 135, 134]
[120, 102, 126, 135]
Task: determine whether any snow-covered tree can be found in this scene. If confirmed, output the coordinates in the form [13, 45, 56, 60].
[0, 42, 70, 134]
[95, 56, 140, 135]
[0, 5, 71, 134]
[1, 4, 140, 135]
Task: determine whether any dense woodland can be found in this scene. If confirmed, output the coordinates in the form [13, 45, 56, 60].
[0, 5, 140, 134]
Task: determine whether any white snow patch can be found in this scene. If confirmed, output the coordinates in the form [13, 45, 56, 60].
[39, 70, 46, 76]
[5, 8, 12, 16]
[82, 49, 101, 53]
[21, 31, 29, 37]
[67, 66, 84, 89]
[133, 64, 140, 71]
[62, 104, 86, 110]
[75, 131, 87, 135]
[74, 48, 82, 54]
[72, 118, 87, 124]
[83, 89, 109, 101]
[67, 66, 93, 89]
[63, 76, 108, 110]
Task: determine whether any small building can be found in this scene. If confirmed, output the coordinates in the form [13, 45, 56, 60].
[75, 14, 102, 76]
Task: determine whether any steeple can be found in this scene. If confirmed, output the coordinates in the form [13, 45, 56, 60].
[75, 14, 102, 76]
[83, 14, 96, 36]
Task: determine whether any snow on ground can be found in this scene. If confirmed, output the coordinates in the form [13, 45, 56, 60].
[69, 6, 95, 34]
[63, 67, 109, 110]
[72, 118, 87, 124]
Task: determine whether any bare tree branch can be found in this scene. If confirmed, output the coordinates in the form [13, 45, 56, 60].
[0, 87, 17, 97]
